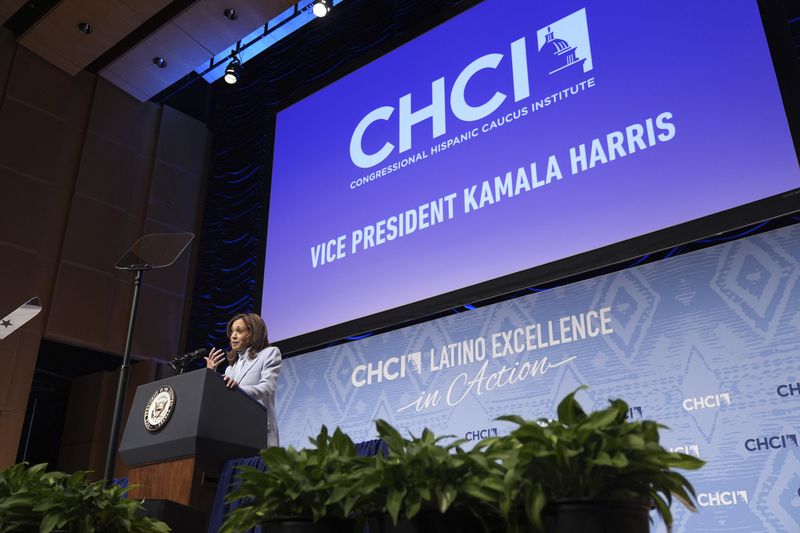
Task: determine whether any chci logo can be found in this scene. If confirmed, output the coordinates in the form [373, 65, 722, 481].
[464, 427, 499, 441]
[697, 490, 748, 507]
[744, 434, 798, 452]
[144, 386, 176, 432]
[682, 392, 731, 411]
[669, 445, 701, 458]
[348, 8, 595, 170]
[536, 8, 594, 76]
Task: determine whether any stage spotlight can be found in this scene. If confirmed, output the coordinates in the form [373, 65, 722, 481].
[224, 58, 241, 84]
[312, 0, 330, 18]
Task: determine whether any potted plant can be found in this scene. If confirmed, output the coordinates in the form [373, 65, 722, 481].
[0, 462, 170, 532]
[219, 426, 364, 533]
[480, 387, 704, 533]
[331, 419, 501, 533]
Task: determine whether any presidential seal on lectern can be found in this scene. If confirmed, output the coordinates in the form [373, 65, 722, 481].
[144, 385, 176, 432]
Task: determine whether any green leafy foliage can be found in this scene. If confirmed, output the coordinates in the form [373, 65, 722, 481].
[488, 386, 705, 532]
[366, 419, 500, 528]
[219, 388, 704, 533]
[0, 462, 170, 533]
[219, 422, 502, 532]
[220, 426, 367, 533]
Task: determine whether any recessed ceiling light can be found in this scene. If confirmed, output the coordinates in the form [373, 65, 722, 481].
[152, 57, 167, 68]
[223, 8, 238, 21]
[77, 22, 92, 34]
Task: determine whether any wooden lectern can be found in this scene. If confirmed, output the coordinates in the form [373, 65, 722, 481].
[119, 369, 268, 511]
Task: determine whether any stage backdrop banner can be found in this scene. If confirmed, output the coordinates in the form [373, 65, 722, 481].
[276, 223, 800, 532]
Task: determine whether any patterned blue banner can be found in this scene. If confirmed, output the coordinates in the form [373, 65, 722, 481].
[277, 223, 800, 532]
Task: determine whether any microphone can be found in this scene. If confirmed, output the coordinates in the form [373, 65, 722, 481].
[168, 347, 209, 371]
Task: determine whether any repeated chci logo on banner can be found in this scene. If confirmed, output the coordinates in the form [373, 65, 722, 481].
[277, 223, 800, 532]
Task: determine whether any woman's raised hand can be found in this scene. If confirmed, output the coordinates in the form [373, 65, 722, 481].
[205, 348, 226, 370]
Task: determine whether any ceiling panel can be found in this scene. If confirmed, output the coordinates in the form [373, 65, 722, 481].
[18, 0, 169, 76]
[11, 0, 302, 101]
[97, 69, 149, 102]
[101, 21, 212, 101]
[118, 0, 174, 20]
[174, 0, 292, 57]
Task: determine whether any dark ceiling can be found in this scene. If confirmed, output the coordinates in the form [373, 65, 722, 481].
[0, 0, 298, 103]
[1, 0, 797, 126]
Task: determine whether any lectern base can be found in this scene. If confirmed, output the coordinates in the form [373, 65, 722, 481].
[140, 499, 207, 533]
[128, 456, 218, 510]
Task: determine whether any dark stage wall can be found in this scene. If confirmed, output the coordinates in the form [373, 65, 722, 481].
[0, 27, 210, 472]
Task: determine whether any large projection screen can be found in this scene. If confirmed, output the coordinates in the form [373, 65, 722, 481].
[262, 0, 800, 348]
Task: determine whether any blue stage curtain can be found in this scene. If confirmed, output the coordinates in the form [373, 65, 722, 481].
[113, 477, 128, 497]
[208, 455, 266, 533]
[355, 438, 387, 457]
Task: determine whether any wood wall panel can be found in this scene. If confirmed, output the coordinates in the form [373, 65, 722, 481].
[74, 133, 152, 213]
[5, 47, 94, 122]
[57, 360, 156, 480]
[0, 329, 42, 413]
[0, 412, 25, 467]
[46, 78, 155, 356]
[133, 283, 185, 360]
[0, 236, 50, 469]
[0, 329, 23, 406]
[0, 247, 53, 324]
[136, 220, 193, 360]
[47, 263, 118, 349]
[0, 169, 71, 256]
[156, 106, 209, 178]
[61, 195, 142, 269]
[0, 29, 16, 102]
[105, 278, 135, 356]
[0, 30, 209, 470]
[0, 328, 43, 466]
[136, 107, 209, 358]
[0, 29, 88, 469]
[0, 249, 50, 344]
[57, 370, 110, 477]
[147, 161, 204, 232]
[139, 252, 192, 300]
[0, 99, 82, 183]
[89, 78, 161, 156]
[138, 234, 192, 300]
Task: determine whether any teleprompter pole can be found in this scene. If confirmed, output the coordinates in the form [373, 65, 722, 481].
[103, 269, 145, 485]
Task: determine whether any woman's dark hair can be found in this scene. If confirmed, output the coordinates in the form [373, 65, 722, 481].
[226, 313, 269, 361]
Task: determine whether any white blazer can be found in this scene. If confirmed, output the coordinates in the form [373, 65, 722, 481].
[225, 345, 282, 446]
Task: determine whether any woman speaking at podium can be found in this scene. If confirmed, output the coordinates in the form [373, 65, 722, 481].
[205, 313, 282, 446]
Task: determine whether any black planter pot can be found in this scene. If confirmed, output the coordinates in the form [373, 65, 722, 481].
[261, 518, 357, 533]
[367, 510, 487, 533]
[542, 500, 650, 533]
